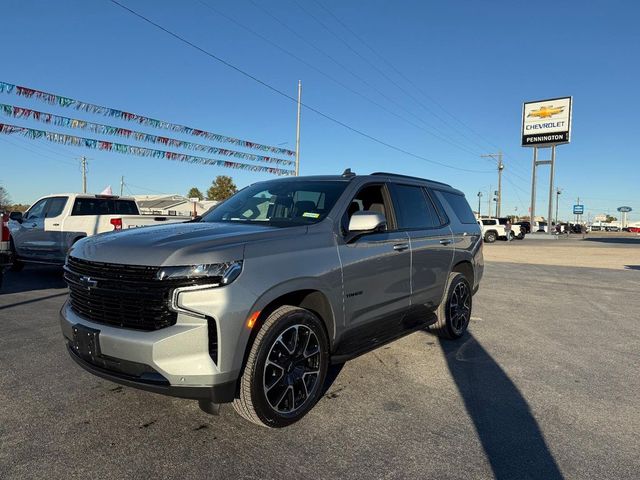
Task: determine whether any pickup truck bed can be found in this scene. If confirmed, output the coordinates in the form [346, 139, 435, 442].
[8, 193, 189, 266]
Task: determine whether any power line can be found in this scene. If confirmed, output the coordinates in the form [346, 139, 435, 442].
[109, 0, 493, 174]
[196, 0, 483, 158]
[303, 0, 498, 154]
[310, 0, 507, 153]
[0, 136, 78, 167]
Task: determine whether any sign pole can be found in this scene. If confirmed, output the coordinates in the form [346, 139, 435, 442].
[530, 147, 537, 231]
[547, 145, 556, 235]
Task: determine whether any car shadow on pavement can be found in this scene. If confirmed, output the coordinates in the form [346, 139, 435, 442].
[437, 333, 564, 480]
[624, 265, 640, 271]
[584, 237, 640, 245]
[0, 265, 67, 295]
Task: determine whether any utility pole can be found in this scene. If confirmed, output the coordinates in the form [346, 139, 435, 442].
[477, 191, 483, 218]
[294, 80, 302, 177]
[120, 176, 124, 196]
[487, 185, 492, 218]
[481, 152, 504, 217]
[81, 156, 87, 193]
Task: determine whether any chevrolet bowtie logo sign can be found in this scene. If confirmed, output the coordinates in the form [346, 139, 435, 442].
[522, 97, 572, 147]
[527, 105, 565, 119]
[79, 276, 98, 289]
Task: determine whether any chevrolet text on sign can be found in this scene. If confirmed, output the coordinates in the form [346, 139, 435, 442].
[521, 97, 572, 147]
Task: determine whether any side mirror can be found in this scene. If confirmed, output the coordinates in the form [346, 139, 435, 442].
[346, 211, 386, 242]
[9, 211, 23, 223]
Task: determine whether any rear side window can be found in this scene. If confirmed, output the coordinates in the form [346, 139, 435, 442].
[71, 198, 138, 216]
[438, 191, 477, 224]
[45, 197, 68, 217]
[113, 200, 138, 215]
[390, 184, 441, 229]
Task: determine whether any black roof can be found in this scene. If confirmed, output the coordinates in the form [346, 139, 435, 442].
[370, 172, 451, 187]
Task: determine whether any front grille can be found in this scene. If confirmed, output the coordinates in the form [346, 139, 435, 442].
[64, 257, 178, 331]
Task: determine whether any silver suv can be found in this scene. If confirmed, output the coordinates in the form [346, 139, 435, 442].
[60, 171, 483, 427]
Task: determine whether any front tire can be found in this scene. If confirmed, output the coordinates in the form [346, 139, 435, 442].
[233, 305, 329, 428]
[429, 272, 472, 340]
[9, 239, 24, 272]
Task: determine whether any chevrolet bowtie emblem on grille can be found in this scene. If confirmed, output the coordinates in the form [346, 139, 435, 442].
[78, 276, 98, 289]
[527, 105, 565, 119]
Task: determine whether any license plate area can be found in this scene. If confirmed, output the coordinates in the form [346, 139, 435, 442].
[71, 324, 101, 361]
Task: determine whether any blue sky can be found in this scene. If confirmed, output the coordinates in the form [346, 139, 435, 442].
[1, 0, 638, 221]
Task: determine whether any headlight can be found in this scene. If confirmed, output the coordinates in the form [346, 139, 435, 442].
[157, 261, 242, 285]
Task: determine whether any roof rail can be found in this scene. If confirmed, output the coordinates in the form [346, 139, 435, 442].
[370, 172, 450, 187]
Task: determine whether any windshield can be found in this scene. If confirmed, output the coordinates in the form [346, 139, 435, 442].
[202, 180, 348, 227]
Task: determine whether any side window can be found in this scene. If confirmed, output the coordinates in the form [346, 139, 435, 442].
[72, 199, 97, 216]
[424, 188, 449, 225]
[45, 197, 68, 218]
[341, 184, 390, 233]
[24, 199, 49, 220]
[481, 219, 493, 226]
[438, 191, 478, 224]
[390, 184, 441, 230]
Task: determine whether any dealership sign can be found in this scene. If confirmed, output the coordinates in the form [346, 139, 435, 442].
[617, 206, 632, 213]
[573, 204, 584, 215]
[521, 97, 572, 147]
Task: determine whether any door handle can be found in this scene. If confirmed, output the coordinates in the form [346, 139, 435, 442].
[52, 223, 60, 226]
[393, 243, 409, 252]
[439, 239, 452, 245]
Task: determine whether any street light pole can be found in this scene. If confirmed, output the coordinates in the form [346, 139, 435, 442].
[477, 191, 483, 218]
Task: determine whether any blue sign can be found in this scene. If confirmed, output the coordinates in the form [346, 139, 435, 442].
[617, 206, 632, 213]
[573, 205, 585, 215]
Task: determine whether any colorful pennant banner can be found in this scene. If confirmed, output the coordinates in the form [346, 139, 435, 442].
[0, 81, 296, 157]
[0, 123, 294, 176]
[0, 103, 294, 167]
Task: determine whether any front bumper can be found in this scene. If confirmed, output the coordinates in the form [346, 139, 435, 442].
[66, 343, 236, 402]
[59, 300, 243, 402]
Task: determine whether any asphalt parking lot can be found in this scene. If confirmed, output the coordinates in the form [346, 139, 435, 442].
[1, 242, 639, 479]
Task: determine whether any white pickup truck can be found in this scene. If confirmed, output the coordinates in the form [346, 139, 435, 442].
[479, 217, 525, 243]
[8, 193, 190, 269]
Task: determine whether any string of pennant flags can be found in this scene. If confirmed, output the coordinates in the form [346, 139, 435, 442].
[0, 103, 294, 167]
[0, 123, 295, 176]
[0, 81, 296, 157]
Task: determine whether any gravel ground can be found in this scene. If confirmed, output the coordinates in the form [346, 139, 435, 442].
[483, 234, 640, 270]
[0, 248, 639, 479]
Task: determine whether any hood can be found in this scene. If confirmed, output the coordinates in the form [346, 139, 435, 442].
[70, 221, 307, 266]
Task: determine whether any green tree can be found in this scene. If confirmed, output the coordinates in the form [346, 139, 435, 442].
[605, 215, 617, 222]
[207, 175, 237, 201]
[187, 187, 204, 200]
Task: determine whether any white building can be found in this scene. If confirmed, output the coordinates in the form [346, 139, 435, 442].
[134, 195, 218, 217]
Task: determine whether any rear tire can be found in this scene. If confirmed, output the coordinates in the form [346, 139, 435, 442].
[233, 305, 329, 428]
[429, 272, 472, 340]
[484, 231, 497, 243]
